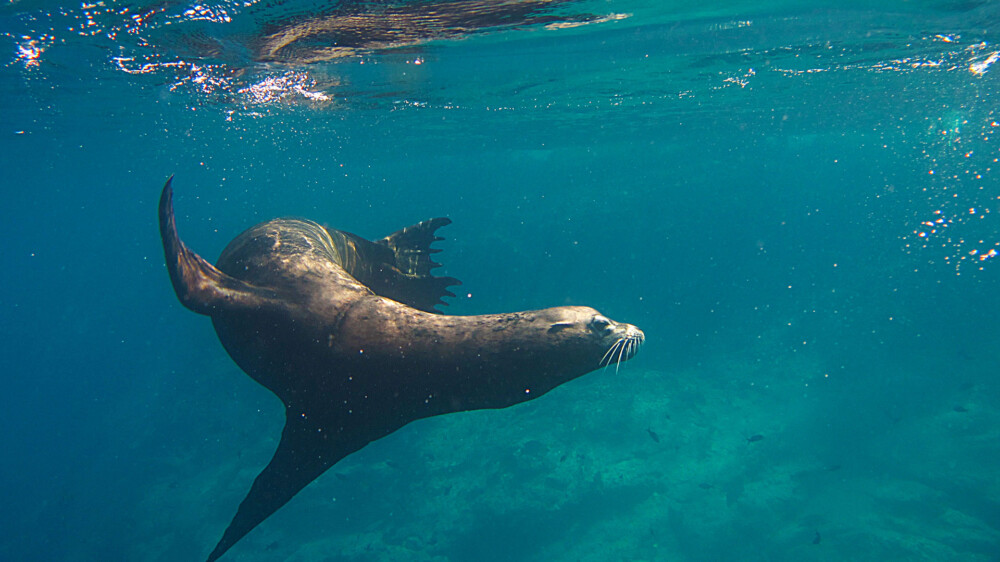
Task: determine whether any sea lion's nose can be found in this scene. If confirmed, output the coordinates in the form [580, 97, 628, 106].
[626, 325, 644, 341]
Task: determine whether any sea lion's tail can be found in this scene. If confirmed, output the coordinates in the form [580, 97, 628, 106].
[159, 177, 281, 316]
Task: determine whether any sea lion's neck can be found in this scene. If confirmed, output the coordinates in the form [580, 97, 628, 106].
[338, 298, 588, 414]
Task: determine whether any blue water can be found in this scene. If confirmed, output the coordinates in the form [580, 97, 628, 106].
[2, 0, 999, 560]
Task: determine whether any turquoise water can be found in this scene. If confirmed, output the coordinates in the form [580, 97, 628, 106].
[2, 0, 999, 560]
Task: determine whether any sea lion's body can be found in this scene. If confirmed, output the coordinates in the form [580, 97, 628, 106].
[158, 178, 643, 561]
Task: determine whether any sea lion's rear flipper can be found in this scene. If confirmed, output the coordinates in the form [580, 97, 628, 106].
[205, 410, 366, 562]
[159, 178, 281, 316]
[373, 217, 462, 313]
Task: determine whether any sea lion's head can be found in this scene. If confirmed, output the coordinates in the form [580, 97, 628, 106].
[539, 306, 644, 371]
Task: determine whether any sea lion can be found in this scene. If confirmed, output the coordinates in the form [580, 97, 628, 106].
[158, 177, 644, 561]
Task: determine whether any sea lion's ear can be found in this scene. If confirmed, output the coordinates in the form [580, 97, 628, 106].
[548, 322, 576, 334]
[159, 178, 284, 316]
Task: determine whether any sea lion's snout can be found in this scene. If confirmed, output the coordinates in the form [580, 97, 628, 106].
[597, 318, 643, 371]
[622, 324, 644, 349]
[541, 307, 643, 370]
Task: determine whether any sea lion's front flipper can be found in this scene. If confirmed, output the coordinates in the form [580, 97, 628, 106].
[159, 178, 282, 316]
[374, 217, 461, 313]
[205, 409, 366, 562]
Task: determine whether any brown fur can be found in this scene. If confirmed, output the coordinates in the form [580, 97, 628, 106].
[158, 178, 643, 561]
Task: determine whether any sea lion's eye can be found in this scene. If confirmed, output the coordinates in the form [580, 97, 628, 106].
[589, 316, 612, 333]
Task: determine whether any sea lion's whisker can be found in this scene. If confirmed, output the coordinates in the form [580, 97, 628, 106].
[601, 339, 622, 369]
[599, 343, 613, 367]
[614, 338, 627, 374]
[601, 332, 646, 373]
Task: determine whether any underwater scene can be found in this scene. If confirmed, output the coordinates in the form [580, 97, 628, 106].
[2, 0, 999, 560]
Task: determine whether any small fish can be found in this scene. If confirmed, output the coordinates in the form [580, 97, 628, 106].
[812, 531, 821, 545]
[953, 405, 969, 413]
[646, 428, 660, 443]
[698, 482, 714, 490]
[746, 434, 764, 443]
